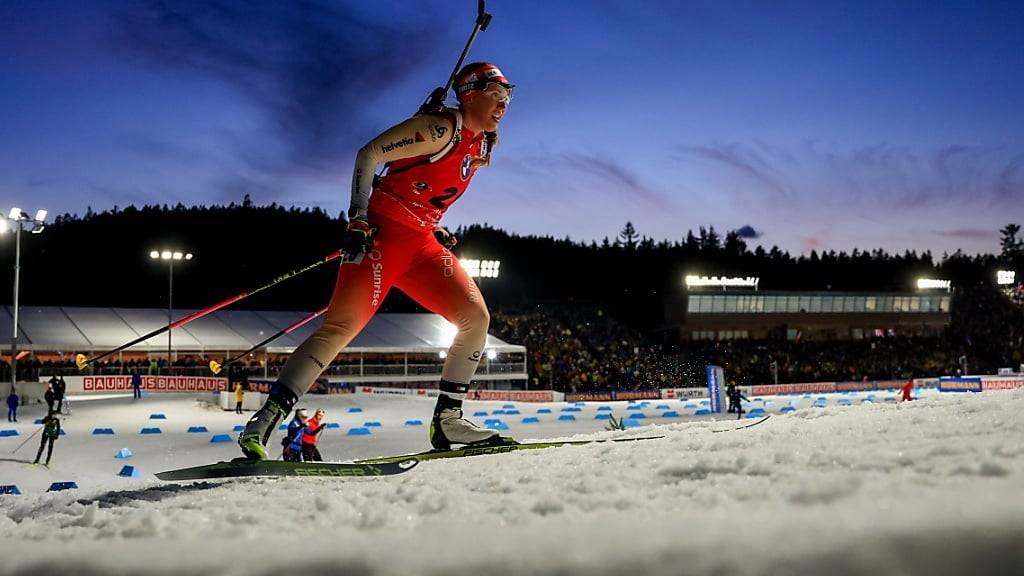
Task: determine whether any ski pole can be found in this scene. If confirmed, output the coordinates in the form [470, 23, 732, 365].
[76, 250, 343, 370]
[419, 0, 493, 113]
[11, 425, 42, 454]
[209, 307, 328, 375]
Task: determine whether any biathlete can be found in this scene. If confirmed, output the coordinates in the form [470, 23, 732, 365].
[240, 62, 513, 459]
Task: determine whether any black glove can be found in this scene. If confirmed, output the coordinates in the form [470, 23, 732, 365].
[342, 216, 377, 258]
[433, 226, 458, 250]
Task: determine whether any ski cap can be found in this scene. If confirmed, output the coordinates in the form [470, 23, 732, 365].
[455, 62, 513, 104]
[295, 408, 308, 418]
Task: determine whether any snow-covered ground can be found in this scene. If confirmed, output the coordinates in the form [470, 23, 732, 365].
[1, 387, 1022, 575]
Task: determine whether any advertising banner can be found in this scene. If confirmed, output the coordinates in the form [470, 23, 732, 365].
[660, 388, 708, 400]
[563, 390, 660, 402]
[980, 378, 1024, 391]
[938, 377, 983, 392]
[66, 375, 228, 394]
[751, 382, 837, 396]
[467, 390, 561, 402]
[706, 365, 725, 413]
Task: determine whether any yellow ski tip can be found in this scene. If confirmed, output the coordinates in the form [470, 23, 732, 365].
[209, 360, 222, 375]
[74, 353, 88, 370]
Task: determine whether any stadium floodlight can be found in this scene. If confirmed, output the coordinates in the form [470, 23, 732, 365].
[486, 349, 497, 360]
[2, 206, 47, 392]
[685, 275, 759, 290]
[149, 247, 193, 367]
[460, 258, 501, 279]
[916, 278, 951, 291]
[997, 270, 1015, 285]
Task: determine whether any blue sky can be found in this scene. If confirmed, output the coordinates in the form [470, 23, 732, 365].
[2, 0, 1022, 254]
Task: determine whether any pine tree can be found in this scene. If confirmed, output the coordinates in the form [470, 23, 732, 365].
[619, 221, 638, 250]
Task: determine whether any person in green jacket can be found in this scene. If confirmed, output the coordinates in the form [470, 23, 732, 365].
[33, 412, 60, 466]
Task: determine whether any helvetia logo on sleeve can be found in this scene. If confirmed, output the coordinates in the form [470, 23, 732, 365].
[381, 137, 415, 154]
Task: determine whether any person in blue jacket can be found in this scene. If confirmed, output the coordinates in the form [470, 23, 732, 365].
[281, 408, 308, 462]
[6, 388, 18, 422]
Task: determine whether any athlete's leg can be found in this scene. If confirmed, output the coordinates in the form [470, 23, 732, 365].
[239, 224, 414, 459]
[395, 241, 499, 449]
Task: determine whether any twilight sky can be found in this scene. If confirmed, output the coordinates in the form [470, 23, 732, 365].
[2, 0, 1022, 255]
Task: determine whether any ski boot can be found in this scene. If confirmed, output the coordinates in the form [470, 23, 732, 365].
[238, 386, 297, 460]
[429, 381, 506, 450]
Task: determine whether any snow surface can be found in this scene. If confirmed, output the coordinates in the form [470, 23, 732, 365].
[1, 388, 1023, 576]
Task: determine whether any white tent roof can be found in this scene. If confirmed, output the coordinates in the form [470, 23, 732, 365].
[1, 306, 525, 354]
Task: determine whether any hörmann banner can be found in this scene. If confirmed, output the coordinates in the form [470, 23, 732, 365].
[938, 377, 983, 392]
[563, 390, 660, 402]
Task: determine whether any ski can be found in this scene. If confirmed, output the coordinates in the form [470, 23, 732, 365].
[155, 458, 418, 481]
[711, 414, 771, 433]
[354, 436, 664, 464]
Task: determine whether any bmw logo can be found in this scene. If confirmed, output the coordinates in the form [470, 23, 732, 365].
[460, 154, 472, 181]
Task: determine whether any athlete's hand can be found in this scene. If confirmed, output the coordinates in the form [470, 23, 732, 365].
[433, 226, 458, 250]
[343, 216, 377, 258]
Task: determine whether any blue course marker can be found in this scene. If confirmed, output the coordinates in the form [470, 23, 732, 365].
[114, 448, 133, 459]
[93, 428, 115, 435]
[347, 407, 363, 413]
[622, 419, 641, 428]
[187, 426, 208, 433]
[521, 417, 540, 424]
[594, 413, 612, 420]
[662, 411, 680, 418]
[118, 465, 142, 478]
[347, 427, 371, 436]
[0, 430, 18, 437]
[404, 420, 424, 426]
[505, 410, 521, 415]
[0, 485, 21, 495]
[780, 406, 796, 414]
[363, 421, 382, 427]
[537, 408, 552, 414]
[140, 427, 162, 434]
[484, 419, 504, 427]
[502, 404, 515, 409]
[597, 406, 612, 412]
[233, 425, 245, 432]
[473, 411, 488, 417]
[149, 413, 167, 420]
[490, 421, 509, 430]
[628, 413, 646, 419]
[325, 422, 341, 429]
[210, 434, 232, 443]
[558, 414, 576, 421]
[47, 482, 79, 492]
[695, 409, 711, 416]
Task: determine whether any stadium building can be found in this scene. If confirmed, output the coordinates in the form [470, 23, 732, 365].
[664, 276, 952, 341]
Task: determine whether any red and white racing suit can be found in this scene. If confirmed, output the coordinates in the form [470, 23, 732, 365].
[274, 109, 492, 397]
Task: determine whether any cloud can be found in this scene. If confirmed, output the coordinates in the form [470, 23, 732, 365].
[734, 225, 761, 239]
[674, 141, 1024, 215]
[502, 152, 676, 211]
[676, 143, 793, 203]
[933, 228, 998, 240]
[107, 1, 440, 177]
